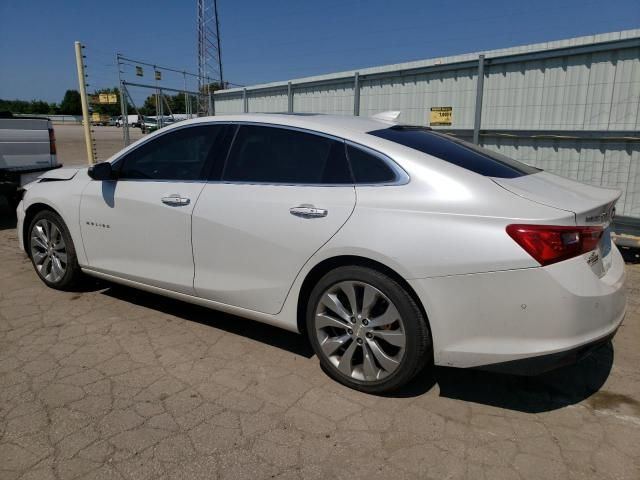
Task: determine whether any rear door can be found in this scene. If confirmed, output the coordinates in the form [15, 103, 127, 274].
[192, 124, 356, 314]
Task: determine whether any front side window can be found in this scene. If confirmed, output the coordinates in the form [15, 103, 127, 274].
[223, 125, 352, 184]
[368, 126, 539, 178]
[118, 125, 224, 181]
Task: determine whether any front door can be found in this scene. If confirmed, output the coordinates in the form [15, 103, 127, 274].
[80, 124, 227, 294]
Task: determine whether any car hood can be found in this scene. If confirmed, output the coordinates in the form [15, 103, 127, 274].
[21, 167, 82, 191]
[39, 167, 81, 181]
[492, 171, 621, 225]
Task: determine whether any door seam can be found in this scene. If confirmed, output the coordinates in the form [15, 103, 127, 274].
[276, 185, 359, 314]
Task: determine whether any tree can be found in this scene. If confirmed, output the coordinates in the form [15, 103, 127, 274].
[0, 99, 57, 114]
[139, 95, 157, 116]
[138, 92, 197, 116]
[59, 90, 82, 115]
[29, 100, 51, 114]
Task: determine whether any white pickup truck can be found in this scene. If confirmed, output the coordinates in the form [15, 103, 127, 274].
[0, 113, 60, 208]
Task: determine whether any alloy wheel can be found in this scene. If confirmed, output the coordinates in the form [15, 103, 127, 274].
[314, 281, 406, 382]
[30, 219, 67, 283]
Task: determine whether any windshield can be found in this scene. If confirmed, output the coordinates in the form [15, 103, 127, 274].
[368, 126, 539, 178]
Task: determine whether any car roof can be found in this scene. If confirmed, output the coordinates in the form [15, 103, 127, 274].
[175, 113, 395, 139]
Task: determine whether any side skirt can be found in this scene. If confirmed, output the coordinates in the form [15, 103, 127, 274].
[81, 267, 300, 333]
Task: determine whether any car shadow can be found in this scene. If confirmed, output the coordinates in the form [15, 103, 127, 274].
[100, 281, 613, 412]
[389, 342, 614, 413]
[101, 284, 314, 358]
[619, 246, 640, 263]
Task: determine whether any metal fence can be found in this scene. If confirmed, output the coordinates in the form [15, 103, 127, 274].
[14, 114, 82, 124]
[213, 30, 640, 219]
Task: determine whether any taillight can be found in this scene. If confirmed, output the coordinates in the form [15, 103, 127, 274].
[48, 128, 56, 155]
[506, 224, 603, 266]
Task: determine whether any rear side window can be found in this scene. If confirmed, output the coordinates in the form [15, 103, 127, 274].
[346, 145, 398, 184]
[368, 126, 539, 178]
[223, 125, 352, 184]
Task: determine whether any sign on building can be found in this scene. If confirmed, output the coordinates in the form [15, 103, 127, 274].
[430, 107, 452, 126]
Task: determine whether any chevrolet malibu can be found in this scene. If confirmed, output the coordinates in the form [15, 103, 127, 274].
[16, 113, 626, 393]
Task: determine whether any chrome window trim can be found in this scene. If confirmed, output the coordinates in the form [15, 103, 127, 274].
[108, 120, 410, 187]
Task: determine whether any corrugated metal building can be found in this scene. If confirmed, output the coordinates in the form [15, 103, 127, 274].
[214, 30, 640, 220]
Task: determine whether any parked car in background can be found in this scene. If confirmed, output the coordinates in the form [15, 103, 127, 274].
[116, 115, 140, 128]
[139, 117, 160, 133]
[0, 112, 59, 208]
[15, 113, 626, 393]
[108, 116, 118, 126]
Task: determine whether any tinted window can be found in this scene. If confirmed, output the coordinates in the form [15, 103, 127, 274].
[347, 145, 398, 184]
[119, 125, 223, 181]
[368, 126, 539, 178]
[223, 125, 352, 184]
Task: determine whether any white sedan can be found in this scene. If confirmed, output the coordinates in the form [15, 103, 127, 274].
[16, 113, 626, 393]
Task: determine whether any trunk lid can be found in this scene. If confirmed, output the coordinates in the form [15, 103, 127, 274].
[493, 171, 620, 276]
[492, 171, 620, 226]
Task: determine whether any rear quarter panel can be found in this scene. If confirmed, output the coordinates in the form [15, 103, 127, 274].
[275, 169, 574, 333]
[332, 177, 573, 279]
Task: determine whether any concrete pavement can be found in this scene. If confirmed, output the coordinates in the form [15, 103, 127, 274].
[1, 217, 639, 479]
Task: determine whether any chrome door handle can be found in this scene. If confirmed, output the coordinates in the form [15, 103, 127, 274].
[161, 194, 190, 206]
[289, 205, 328, 218]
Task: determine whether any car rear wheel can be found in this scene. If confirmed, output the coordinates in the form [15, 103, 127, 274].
[28, 210, 83, 290]
[306, 266, 432, 394]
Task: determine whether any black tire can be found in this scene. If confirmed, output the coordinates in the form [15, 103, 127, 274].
[27, 210, 83, 290]
[306, 265, 432, 394]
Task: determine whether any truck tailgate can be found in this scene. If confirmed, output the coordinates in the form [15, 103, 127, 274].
[0, 118, 54, 170]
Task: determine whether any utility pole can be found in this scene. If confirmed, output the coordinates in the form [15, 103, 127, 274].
[183, 72, 190, 118]
[473, 54, 485, 145]
[74, 41, 95, 165]
[116, 53, 129, 146]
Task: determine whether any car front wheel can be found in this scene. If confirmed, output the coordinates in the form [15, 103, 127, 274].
[28, 210, 83, 290]
[306, 266, 432, 394]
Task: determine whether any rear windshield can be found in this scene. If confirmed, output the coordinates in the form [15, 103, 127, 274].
[368, 126, 539, 178]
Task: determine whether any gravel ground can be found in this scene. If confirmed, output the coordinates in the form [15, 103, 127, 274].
[0, 126, 639, 479]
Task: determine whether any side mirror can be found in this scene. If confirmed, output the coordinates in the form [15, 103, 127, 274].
[88, 162, 115, 181]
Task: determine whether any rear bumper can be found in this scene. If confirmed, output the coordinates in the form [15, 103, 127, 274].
[410, 245, 626, 371]
[473, 329, 617, 375]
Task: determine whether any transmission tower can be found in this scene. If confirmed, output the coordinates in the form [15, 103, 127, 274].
[197, 0, 223, 116]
